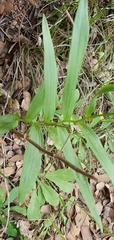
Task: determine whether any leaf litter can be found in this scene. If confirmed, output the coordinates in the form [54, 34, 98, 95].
[0, 0, 114, 239]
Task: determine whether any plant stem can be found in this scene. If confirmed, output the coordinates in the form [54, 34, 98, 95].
[12, 129, 97, 181]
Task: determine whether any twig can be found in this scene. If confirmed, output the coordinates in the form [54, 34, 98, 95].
[12, 129, 97, 181]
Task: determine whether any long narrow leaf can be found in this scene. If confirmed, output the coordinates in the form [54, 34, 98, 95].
[62, 0, 89, 120]
[0, 114, 19, 135]
[78, 122, 114, 183]
[25, 83, 44, 121]
[42, 15, 58, 121]
[96, 84, 114, 96]
[18, 125, 43, 204]
[49, 126, 102, 230]
[86, 84, 114, 117]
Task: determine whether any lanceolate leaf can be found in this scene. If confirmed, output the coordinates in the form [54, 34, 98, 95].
[86, 84, 114, 117]
[78, 122, 114, 184]
[85, 96, 96, 117]
[62, 0, 89, 120]
[10, 206, 26, 216]
[96, 84, 114, 96]
[40, 182, 59, 206]
[52, 127, 102, 230]
[45, 169, 74, 193]
[0, 114, 19, 135]
[45, 169, 74, 182]
[25, 83, 44, 121]
[18, 125, 43, 204]
[27, 190, 41, 220]
[42, 15, 58, 121]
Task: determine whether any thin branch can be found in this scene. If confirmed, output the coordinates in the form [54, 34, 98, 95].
[12, 129, 97, 181]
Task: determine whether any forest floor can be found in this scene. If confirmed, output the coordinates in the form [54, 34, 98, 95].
[0, 0, 114, 239]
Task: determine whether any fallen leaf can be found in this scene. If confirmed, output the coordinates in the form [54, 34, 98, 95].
[1, 166, 15, 177]
[80, 225, 92, 240]
[40, 204, 52, 214]
[66, 223, 80, 240]
[21, 91, 31, 111]
[9, 154, 23, 162]
[96, 201, 103, 215]
[75, 207, 90, 227]
[90, 58, 99, 71]
[55, 235, 63, 240]
[18, 220, 34, 239]
[0, 0, 13, 14]
[96, 182, 105, 191]
[103, 207, 114, 221]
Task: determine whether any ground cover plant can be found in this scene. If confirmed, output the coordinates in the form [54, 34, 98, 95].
[0, 0, 114, 239]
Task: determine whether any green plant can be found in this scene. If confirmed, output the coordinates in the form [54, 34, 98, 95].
[0, 185, 26, 237]
[0, 0, 114, 233]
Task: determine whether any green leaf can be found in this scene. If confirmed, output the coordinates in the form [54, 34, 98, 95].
[40, 182, 59, 206]
[4, 187, 18, 206]
[42, 15, 58, 121]
[27, 190, 40, 220]
[18, 125, 43, 204]
[10, 206, 26, 216]
[66, 196, 74, 207]
[0, 186, 5, 205]
[46, 169, 74, 182]
[96, 84, 114, 96]
[86, 84, 114, 117]
[48, 126, 63, 149]
[45, 169, 74, 193]
[62, 0, 89, 120]
[85, 96, 97, 117]
[56, 127, 102, 231]
[6, 223, 18, 237]
[78, 122, 114, 184]
[109, 139, 114, 152]
[0, 114, 19, 135]
[38, 185, 45, 206]
[6, 238, 14, 240]
[25, 83, 44, 121]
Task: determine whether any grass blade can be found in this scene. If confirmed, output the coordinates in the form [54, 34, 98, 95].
[42, 15, 58, 121]
[62, 0, 89, 120]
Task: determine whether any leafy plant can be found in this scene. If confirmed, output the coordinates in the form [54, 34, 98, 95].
[0, 185, 25, 237]
[0, 0, 114, 233]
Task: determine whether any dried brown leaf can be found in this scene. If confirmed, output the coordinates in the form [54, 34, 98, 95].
[18, 220, 34, 239]
[40, 204, 52, 214]
[80, 225, 92, 240]
[21, 91, 31, 111]
[9, 154, 23, 162]
[96, 201, 103, 215]
[1, 166, 15, 177]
